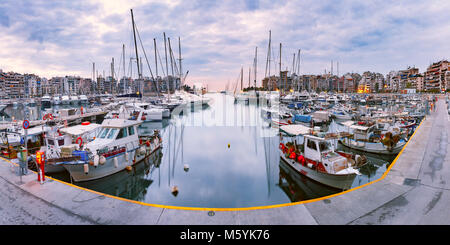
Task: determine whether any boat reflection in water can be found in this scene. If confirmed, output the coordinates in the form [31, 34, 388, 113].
[278, 159, 340, 202]
[76, 148, 163, 202]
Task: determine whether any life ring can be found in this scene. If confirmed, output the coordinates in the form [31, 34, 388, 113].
[43, 113, 54, 120]
[76, 137, 83, 148]
[113, 114, 119, 119]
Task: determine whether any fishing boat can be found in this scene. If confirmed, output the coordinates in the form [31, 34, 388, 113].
[279, 124, 362, 190]
[36, 122, 101, 173]
[61, 118, 162, 182]
[338, 123, 407, 155]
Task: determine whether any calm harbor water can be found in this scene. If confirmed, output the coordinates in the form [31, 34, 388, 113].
[6, 94, 399, 208]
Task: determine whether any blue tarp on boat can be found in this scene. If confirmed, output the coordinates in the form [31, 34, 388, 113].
[293, 114, 311, 123]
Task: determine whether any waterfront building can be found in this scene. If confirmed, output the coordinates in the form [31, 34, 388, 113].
[341, 73, 356, 93]
[104, 76, 116, 94]
[262, 75, 278, 90]
[66, 76, 81, 95]
[23, 74, 40, 97]
[425, 60, 449, 92]
[96, 76, 105, 94]
[79, 78, 93, 95]
[49, 77, 68, 95]
[2, 71, 25, 98]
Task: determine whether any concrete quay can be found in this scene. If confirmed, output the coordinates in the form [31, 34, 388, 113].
[0, 99, 448, 225]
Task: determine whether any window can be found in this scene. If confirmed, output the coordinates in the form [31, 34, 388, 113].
[107, 129, 117, 139]
[99, 128, 110, 139]
[319, 141, 331, 152]
[307, 140, 317, 151]
[128, 126, 135, 136]
[48, 139, 55, 146]
[116, 128, 128, 139]
[58, 139, 65, 146]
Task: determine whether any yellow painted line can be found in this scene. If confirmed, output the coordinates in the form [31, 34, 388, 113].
[0, 118, 425, 212]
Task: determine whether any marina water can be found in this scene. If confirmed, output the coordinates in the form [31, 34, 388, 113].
[3, 94, 398, 208]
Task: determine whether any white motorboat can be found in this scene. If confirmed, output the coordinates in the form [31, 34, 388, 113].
[79, 95, 89, 104]
[61, 118, 162, 182]
[331, 109, 353, 120]
[41, 95, 52, 108]
[70, 95, 79, 105]
[126, 102, 163, 121]
[53, 96, 61, 105]
[279, 124, 362, 190]
[61, 95, 70, 105]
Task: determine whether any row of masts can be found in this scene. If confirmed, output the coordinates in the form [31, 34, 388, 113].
[91, 9, 186, 99]
[233, 30, 303, 94]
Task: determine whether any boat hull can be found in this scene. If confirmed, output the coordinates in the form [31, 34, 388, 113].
[338, 138, 406, 155]
[280, 153, 356, 190]
[63, 143, 160, 182]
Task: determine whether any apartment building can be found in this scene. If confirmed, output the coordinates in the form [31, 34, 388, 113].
[425, 60, 449, 92]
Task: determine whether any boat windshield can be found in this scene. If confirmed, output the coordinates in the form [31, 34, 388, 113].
[107, 129, 118, 139]
[318, 141, 331, 152]
[98, 128, 110, 139]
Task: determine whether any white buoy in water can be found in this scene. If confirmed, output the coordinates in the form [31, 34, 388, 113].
[93, 155, 99, 167]
[113, 157, 118, 168]
[183, 164, 189, 172]
[83, 164, 89, 174]
[99, 155, 106, 165]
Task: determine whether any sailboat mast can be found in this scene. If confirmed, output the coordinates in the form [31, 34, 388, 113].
[268, 31, 271, 90]
[111, 57, 114, 94]
[168, 37, 174, 76]
[130, 9, 141, 79]
[248, 67, 251, 89]
[154, 39, 158, 77]
[163, 32, 170, 99]
[178, 37, 182, 87]
[254, 46, 257, 89]
[279, 43, 282, 92]
[241, 67, 243, 91]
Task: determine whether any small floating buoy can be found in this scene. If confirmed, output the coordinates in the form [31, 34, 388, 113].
[125, 166, 132, 171]
[183, 164, 189, 172]
[125, 152, 129, 161]
[113, 157, 118, 168]
[171, 186, 179, 196]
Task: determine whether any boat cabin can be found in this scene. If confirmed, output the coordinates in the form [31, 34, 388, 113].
[86, 119, 142, 154]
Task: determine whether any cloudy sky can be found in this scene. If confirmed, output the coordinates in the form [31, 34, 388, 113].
[1, 0, 450, 90]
